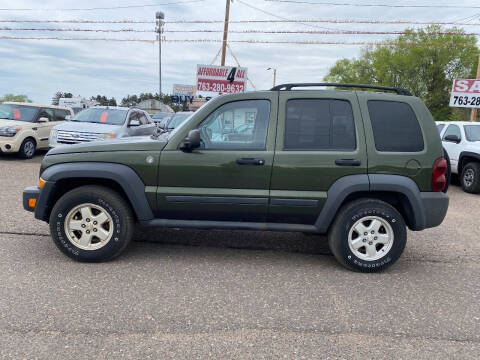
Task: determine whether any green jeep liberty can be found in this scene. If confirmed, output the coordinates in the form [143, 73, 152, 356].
[23, 83, 449, 272]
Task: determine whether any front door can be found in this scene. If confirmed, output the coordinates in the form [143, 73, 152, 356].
[442, 123, 463, 172]
[35, 108, 55, 148]
[268, 91, 368, 224]
[155, 94, 278, 222]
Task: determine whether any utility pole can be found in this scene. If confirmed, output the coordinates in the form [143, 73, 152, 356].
[221, 0, 230, 66]
[471, 54, 480, 122]
[156, 11, 165, 96]
[267, 68, 277, 87]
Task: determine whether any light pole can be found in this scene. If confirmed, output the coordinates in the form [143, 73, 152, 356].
[267, 67, 277, 88]
[156, 11, 165, 96]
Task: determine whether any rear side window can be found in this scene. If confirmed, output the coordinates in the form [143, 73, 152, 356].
[368, 100, 424, 152]
[284, 99, 356, 150]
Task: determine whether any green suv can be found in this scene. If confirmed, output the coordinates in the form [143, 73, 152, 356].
[23, 83, 449, 272]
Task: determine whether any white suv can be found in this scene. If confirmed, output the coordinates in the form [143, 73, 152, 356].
[0, 102, 73, 159]
[437, 121, 480, 193]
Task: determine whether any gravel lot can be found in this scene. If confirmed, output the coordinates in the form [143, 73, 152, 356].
[0, 152, 479, 359]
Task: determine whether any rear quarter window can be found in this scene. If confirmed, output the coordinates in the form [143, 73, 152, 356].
[367, 100, 424, 152]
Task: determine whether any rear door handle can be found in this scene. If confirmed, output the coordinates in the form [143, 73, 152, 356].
[335, 159, 361, 166]
[236, 158, 265, 166]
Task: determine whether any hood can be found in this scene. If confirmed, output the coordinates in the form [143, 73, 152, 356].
[47, 135, 168, 155]
[54, 121, 122, 134]
[0, 119, 29, 128]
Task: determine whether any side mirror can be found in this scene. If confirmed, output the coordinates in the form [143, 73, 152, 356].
[65, 115, 71, 120]
[38, 117, 49, 123]
[444, 134, 461, 143]
[180, 129, 201, 152]
[129, 119, 141, 127]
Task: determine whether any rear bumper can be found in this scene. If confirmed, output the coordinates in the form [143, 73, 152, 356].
[419, 192, 449, 229]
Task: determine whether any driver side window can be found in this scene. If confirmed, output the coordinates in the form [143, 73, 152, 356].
[198, 100, 270, 150]
[442, 124, 461, 141]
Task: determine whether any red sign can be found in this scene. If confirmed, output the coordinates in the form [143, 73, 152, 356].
[452, 79, 480, 93]
[450, 79, 480, 108]
[196, 64, 248, 94]
[100, 111, 108, 122]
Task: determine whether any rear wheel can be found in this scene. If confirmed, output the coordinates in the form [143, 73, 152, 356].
[328, 199, 407, 272]
[461, 162, 480, 194]
[18, 138, 36, 159]
[49, 185, 134, 262]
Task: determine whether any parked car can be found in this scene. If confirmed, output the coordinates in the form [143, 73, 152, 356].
[49, 106, 156, 147]
[0, 102, 73, 158]
[437, 121, 480, 193]
[151, 112, 173, 126]
[159, 112, 193, 130]
[23, 83, 448, 272]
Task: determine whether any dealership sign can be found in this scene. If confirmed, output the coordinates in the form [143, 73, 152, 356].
[450, 79, 480, 108]
[173, 84, 196, 97]
[197, 64, 247, 93]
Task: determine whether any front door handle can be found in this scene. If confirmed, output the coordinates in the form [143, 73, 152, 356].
[335, 159, 361, 166]
[236, 158, 265, 166]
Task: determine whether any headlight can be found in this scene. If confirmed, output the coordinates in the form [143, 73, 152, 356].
[99, 133, 116, 140]
[0, 126, 21, 137]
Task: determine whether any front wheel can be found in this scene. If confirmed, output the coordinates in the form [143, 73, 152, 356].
[18, 138, 36, 159]
[328, 199, 407, 272]
[49, 185, 134, 262]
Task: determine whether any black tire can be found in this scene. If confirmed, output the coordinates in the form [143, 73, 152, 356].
[460, 162, 480, 194]
[328, 198, 407, 272]
[442, 148, 451, 193]
[49, 185, 134, 262]
[18, 137, 36, 159]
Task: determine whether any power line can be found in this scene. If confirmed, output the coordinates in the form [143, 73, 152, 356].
[0, 36, 462, 46]
[264, 0, 480, 9]
[2, 19, 480, 26]
[235, 0, 346, 32]
[0, 0, 204, 11]
[2, 28, 478, 36]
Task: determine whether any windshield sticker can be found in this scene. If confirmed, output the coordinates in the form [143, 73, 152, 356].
[13, 108, 20, 119]
[100, 111, 108, 122]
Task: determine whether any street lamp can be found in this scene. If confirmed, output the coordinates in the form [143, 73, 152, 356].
[156, 11, 165, 96]
[267, 67, 277, 88]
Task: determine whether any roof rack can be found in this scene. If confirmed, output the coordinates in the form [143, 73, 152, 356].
[270, 83, 412, 96]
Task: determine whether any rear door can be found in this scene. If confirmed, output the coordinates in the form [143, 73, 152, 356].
[268, 90, 367, 224]
[155, 93, 278, 222]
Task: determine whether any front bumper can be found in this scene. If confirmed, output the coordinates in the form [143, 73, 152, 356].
[0, 137, 21, 153]
[23, 186, 41, 212]
[420, 192, 449, 229]
[23, 181, 56, 221]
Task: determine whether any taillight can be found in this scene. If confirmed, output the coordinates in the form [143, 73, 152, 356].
[432, 157, 447, 192]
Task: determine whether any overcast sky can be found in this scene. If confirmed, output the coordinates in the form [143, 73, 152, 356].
[0, 0, 479, 103]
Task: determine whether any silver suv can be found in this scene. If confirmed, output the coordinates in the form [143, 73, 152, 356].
[49, 106, 156, 147]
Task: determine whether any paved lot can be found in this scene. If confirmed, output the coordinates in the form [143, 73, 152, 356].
[0, 152, 479, 359]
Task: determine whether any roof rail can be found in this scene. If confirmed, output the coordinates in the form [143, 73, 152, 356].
[270, 83, 412, 96]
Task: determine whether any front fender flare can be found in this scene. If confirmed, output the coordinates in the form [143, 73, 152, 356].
[38, 162, 154, 221]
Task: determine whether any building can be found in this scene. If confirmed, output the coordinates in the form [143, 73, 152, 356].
[136, 99, 174, 114]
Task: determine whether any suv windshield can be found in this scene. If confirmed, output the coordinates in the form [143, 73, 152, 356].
[464, 125, 480, 142]
[72, 108, 127, 125]
[0, 104, 38, 122]
[167, 113, 192, 129]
